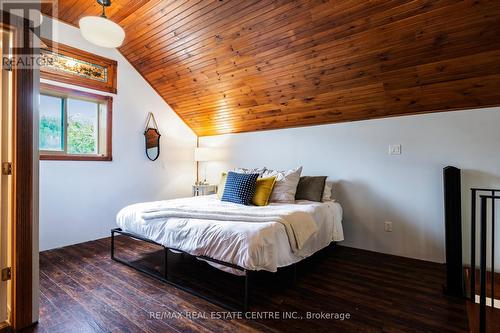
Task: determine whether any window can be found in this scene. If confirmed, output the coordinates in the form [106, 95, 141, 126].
[41, 39, 118, 93]
[39, 83, 112, 161]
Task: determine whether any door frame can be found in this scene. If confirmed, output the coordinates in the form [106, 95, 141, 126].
[0, 25, 13, 327]
[1, 10, 35, 330]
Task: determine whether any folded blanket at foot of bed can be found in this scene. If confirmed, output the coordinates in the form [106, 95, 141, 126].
[140, 205, 318, 253]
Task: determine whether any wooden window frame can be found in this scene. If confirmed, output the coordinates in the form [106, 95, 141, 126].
[39, 83, 113, 162]
[40, 39, 117, 94]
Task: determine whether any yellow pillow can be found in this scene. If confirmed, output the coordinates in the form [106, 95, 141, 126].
[217, 172, 227, 199]
[252, 176, 276, 206]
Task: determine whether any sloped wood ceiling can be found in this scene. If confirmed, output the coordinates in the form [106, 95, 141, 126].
[43, 0, 500, 136]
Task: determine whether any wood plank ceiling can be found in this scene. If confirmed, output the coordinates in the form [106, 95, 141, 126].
[43, 0, 500, 136]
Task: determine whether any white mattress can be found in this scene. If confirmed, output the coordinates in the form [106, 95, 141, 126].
[116, 195, 343, 275]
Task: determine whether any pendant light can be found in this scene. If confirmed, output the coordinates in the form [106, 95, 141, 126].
[79, 0, 125, 48]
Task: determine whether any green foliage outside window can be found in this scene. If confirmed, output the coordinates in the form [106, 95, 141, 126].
[39, 115, 62, 151]
[68, 116, 96, 154]
[39, 115, 96, 154]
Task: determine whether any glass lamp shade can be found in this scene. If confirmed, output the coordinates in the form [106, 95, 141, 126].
[79, 16, 125, 48]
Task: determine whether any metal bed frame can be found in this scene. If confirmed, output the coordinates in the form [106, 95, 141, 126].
[111, 227, 297, 311]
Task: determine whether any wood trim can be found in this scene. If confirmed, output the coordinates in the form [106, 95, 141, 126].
[40, 83, 112, 102]
[41, 39, 117, 94]
[106, 96, 113, 161]
[1, 10, 35, 330]
[40, 155, 112, 162]
[39, 83, 113, 162]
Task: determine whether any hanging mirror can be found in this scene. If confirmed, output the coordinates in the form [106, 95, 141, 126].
[144, 112, 161, 161]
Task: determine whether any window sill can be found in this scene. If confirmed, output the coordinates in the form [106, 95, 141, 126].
[40, 154, 112, 161]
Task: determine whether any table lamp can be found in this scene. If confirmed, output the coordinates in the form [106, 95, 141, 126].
[194, 147, 217, 185]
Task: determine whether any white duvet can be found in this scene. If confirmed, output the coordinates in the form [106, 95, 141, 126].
[116, 195, 344, 275]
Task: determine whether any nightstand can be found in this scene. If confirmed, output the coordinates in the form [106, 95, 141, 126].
[192, 184, 217, 196]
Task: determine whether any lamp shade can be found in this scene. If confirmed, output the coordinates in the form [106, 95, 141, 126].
[79, 16, 125, 48]
[194, 147, 220, 162]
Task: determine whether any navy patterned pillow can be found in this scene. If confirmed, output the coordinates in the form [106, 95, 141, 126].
[221, 171, 259, 205]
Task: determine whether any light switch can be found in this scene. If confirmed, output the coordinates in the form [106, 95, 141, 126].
[389, 144, 402, 155]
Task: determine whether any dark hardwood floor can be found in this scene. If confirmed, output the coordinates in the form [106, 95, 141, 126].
[25, 237, 469, 333]
[464, 268, 500, 333]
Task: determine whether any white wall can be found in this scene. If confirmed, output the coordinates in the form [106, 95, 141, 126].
[39, 18, 197, 250]
[200, 108, 500, 265]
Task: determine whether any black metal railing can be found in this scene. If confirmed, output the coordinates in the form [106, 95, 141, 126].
[470, 188, 499, 333]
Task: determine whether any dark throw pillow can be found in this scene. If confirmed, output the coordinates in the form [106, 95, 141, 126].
[221, 171, 259, 205]
[295, 176, 327, 202]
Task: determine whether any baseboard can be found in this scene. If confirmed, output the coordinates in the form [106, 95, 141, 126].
[336, 244, 446, 266]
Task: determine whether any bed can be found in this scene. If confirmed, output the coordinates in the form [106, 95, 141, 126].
[112, 194, 343, 309]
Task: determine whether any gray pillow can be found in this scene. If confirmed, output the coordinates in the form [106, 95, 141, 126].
[295, 176, 327, 202]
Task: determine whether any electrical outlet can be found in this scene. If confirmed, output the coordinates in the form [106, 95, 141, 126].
[389, 144, 402, 155]
[384, 221, 393, 232]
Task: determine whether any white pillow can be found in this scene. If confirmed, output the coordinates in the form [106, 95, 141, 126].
[232, 167, 267, 177]
[263, 167, 303, 203]
[322, 181, 334, 201]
